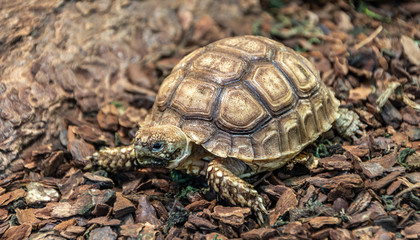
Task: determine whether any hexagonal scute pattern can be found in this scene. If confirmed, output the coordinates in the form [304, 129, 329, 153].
[246, 63, 296, 115]
[217, 85, 269, 133]
[276, 52, 319, 97]
[192, 51, 246, 85]
[215, 36, 272, 60]
[171, 77, 219, 120]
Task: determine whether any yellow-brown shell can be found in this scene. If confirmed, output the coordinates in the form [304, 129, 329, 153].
[149, 35, 340, 166]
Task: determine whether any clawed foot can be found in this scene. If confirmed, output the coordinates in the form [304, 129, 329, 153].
[207, 159, 268, 225]
[334, 108, 366, 140]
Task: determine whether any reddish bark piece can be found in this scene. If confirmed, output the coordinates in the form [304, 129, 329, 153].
[41, 150, 65, 177]
[185, 199, 211, 212]
[401, 35, 420, 66]
[354, 109, 382, 128]
[240, 228, 278, 240]
[119, 224, 145, 238]
[135, 195, 161, 225]
[119, 107, 148, 129]
[211, 206, 251, 227]
[371, 154, 397, 169]
[308, 216, 341, 229]
[311, 228, 331, 239]
[188, 215, 218, 231]
[402, 222, 420, 239]
[406, 172, 420, 183]
[347, 191, 372, 215]
[342, 145, 369, 158]
[269, 186, 298, 226]
[0, 188, 26, 206]
[0, 224, 31, 240]
[88, 216, 121, 226]
[61, 225, 86, 239]
[113, 192, 136, 218]
[369, 171, 404, 190]
[281, 221, 309, 237]
[205, 233, 228, 240]
[83, 172, 114, 188]
[54, 219, 77, 231]
[352, 226, 382, 239]
[97, 104, 120, 131]
[318, 155, 352, 171]
[348, 86, 371, 102]
[361, 161, 385, 178]
[0, 209, 8, 222]
[306, 174, 363, 189]
[151, 200, 169, 221]
[329, 228, 353, 240]
[15, 208, 41, 227]
[68, 138, 95, 165]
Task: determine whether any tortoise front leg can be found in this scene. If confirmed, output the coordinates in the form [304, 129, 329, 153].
[84, 146, 137, 172]
[207, 158, 267, 224]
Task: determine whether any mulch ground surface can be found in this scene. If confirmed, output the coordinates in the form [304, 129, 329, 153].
[0, 0, 419, 239]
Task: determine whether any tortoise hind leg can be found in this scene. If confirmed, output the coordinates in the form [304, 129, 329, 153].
[207, 158, 267, 224]
[333, 108, 365, 140]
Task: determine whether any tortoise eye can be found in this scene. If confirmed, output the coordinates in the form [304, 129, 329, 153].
[152, 142, 164, 152]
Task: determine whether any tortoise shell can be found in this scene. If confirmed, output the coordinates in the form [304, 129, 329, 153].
[149, 35, 340, 167]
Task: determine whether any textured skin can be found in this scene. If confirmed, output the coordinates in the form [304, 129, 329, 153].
[150, 35, 340, 169]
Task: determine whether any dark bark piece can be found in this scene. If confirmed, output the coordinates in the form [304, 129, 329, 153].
[211, 206, 251, 227]
[113, 192, 136, 218]
[268, 186, 298, 226]
[369, 171, 404, 190]
[329, 228, 353, 240]
[135, 195, 161, 225]
[318, 155, 353, 171]
[188, 215, 218, 231]
[240, 228, 278, 240]
[97, 104, 120, 131]
[306, 174, 363, 189]
[185, 199, 211, 212]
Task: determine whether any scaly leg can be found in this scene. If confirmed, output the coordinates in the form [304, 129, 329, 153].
[84, 145, 137, 172]
[333, 108, 365, 140]
[207, 158, 267, 224]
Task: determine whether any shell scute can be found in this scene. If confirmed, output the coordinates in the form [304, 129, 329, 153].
[217, 85, 269, 133]
[192, 51, 246, 85]
[246, 63, 296, 114]
[215, 36, 272, 60]
[171, 77, 219, 120]
[275, 52, 319, 97]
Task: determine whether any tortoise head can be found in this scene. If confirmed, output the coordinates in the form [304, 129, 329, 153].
[133, 125, 192, 169]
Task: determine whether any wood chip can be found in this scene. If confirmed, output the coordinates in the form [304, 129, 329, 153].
[211, 206, 251, 227]
[113, 192, 136, 218]
[308, 216, 341, 229]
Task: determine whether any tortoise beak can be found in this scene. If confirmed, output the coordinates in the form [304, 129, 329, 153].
[135, 157, 170, 168]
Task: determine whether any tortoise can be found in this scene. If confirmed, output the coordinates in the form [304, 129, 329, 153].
[87, 35, 363, 223]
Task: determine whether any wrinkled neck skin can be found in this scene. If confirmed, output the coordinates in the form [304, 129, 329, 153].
[133, 125, 193, 169]
[167, 140, 192, 169]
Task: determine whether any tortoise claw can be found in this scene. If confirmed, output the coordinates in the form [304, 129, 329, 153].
[207, 158, 268, 225]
